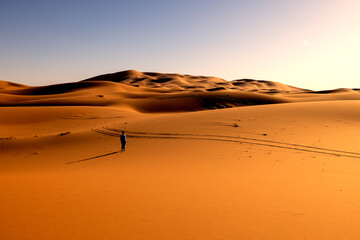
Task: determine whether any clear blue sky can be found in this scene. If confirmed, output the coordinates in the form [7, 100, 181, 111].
[1, 0, 359, 90]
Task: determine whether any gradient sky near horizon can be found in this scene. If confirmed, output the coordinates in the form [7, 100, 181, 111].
[1, 0, 359, 90]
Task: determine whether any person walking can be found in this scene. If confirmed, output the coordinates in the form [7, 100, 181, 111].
[120, 131, 127, 151]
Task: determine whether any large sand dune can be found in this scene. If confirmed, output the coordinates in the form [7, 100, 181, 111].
[1, 70, 360, 112]
[1, 70, 360, 239]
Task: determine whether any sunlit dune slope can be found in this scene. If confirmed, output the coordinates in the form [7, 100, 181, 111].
[0, 80, 28, 90]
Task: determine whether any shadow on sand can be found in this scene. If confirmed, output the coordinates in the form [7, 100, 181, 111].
[66, 151, 121, 164]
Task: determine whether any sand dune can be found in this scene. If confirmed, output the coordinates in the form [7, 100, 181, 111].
[0, 80, 28, 90]
[1, 70, 360, 239]
[83, 69, 308, 93]
[0, 70, 359, 113]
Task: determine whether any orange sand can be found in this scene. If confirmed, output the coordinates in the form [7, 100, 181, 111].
[1, 71, 360, 239]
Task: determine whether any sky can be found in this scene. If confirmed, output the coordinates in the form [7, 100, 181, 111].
[1, 0, 359, 90]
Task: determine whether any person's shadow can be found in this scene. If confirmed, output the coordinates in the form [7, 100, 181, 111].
[66, 150, 122, 164]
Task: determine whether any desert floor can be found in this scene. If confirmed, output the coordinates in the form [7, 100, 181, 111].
[1, 99, 360, 239]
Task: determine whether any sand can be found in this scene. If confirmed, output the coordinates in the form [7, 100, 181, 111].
[1, 70, 360, 239]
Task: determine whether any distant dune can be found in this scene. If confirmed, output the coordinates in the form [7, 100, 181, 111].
[0, 80, 28, 90]
[83, 69, 308, 93]
[0, 70, 359, 112]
